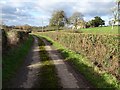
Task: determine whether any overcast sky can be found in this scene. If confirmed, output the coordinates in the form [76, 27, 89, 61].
[1, 0, 116, 26]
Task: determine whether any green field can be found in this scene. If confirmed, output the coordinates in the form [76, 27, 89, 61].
[79, 26, 119, 34]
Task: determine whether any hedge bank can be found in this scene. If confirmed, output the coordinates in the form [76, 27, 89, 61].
[39, 32, 119, 80]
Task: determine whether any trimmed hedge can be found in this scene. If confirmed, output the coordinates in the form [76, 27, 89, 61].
[7, 30, 29, 46]
[2, 29, 29, 54]
[39, 32, 119, 80]
[2, 29, 8, 53]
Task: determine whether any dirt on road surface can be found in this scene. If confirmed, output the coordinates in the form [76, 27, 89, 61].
[42, 38, 93, 89]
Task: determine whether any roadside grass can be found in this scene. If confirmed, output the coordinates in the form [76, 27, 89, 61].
[36, 34, 120, 90]
[35, 35, 60, 88]
[2, 35, 33, 85]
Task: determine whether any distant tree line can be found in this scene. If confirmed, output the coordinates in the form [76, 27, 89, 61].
[86, 16, 105, 28]
[1, 24, 32, 32]
[49, 10, 105, 30]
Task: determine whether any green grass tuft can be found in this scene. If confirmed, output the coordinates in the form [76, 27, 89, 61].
[35, 36, 60, 88]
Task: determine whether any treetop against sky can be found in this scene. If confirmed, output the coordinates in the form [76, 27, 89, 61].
[1, 0, 116, 26]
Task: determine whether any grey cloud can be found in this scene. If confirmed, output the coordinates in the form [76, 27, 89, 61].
[1, 1, 115, 26]
[40, 1, 114, 18]
[82, 1, 114, 16]
[2, 2, 35, 25]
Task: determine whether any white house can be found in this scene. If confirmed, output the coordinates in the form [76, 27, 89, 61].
[114, 21, 120, 25]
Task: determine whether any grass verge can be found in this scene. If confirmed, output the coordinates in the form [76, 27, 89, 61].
[35, 35, 60, 88]
[35, 33, 120, 90]
[2, 35, 33, 86]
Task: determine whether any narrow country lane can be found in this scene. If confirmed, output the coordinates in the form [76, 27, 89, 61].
[3, 1, 119, 89]
[4, 36, 92, 89]
[42, 38, 92, 88]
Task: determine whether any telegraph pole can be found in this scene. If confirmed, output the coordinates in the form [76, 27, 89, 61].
[118, 1, 120, 26]
[42, 17, 43, 32]
[116, 0, 120, 26]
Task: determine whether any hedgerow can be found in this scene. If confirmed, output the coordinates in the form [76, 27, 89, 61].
[39, 32, 119, 80]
